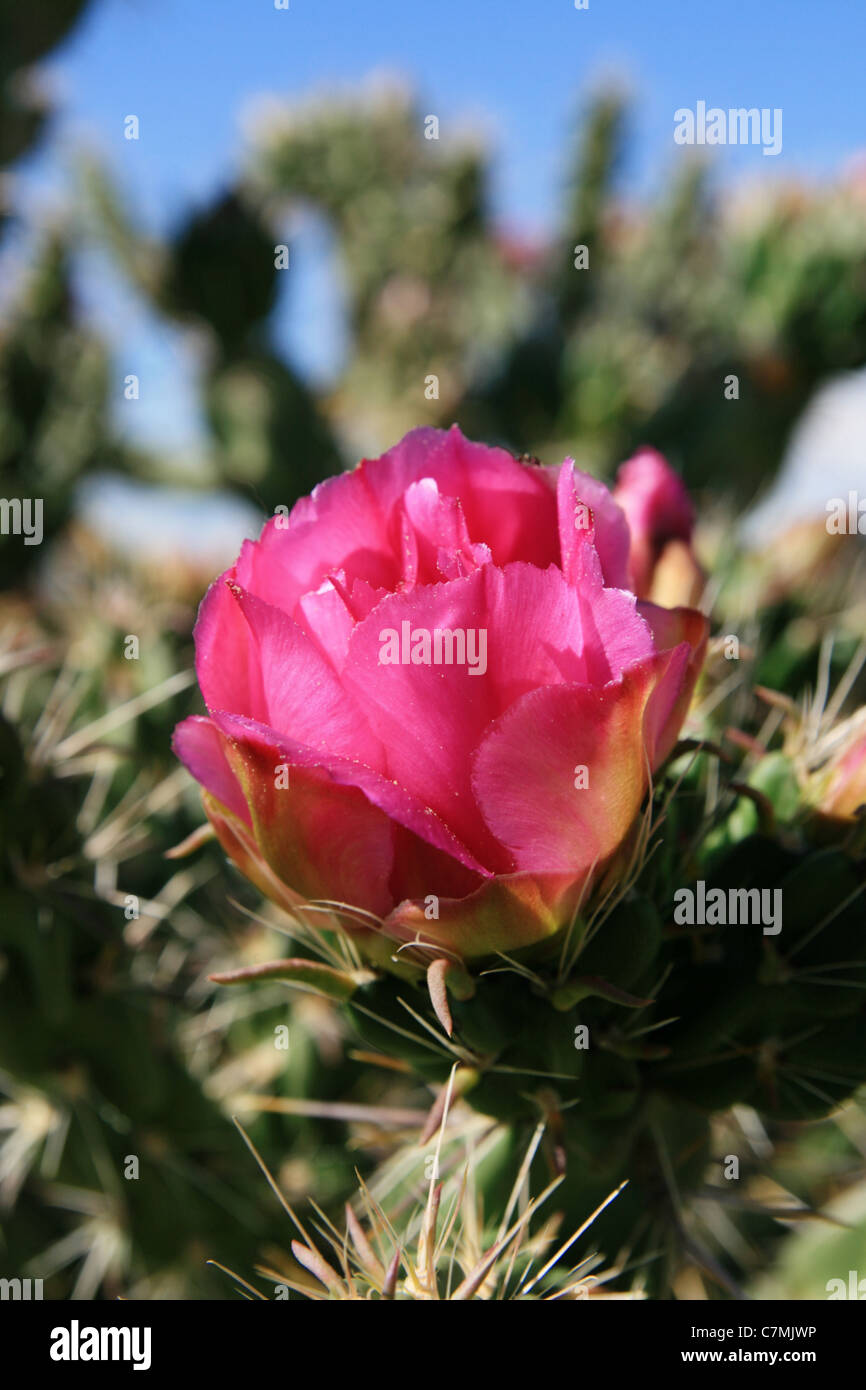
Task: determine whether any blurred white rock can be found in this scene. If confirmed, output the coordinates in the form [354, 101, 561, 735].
[744, 368, 866, 542]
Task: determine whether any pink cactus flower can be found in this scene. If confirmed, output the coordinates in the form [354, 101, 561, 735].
[174, 427, 707, 961]
[819, 732, 866, 823]
[612, 446, 702, 604]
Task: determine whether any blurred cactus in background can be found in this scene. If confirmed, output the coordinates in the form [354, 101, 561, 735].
[0, 235, 113, 587]
[210, 83, 866, 500]
[0, 0, 115, 588]
[244, 83, 525, 452]
[0, 579, 410, 1296]
[80, 166, 343, 513]
[464, 92, 866, 498]
[0, 2, 90, 182]
[70, 83, 866, 517]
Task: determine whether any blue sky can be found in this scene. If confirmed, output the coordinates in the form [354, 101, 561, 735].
[11, 0, 866, 458]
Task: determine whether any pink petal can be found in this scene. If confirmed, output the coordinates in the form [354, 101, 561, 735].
[234, 469, 402, 617]
[387, 823, 487, 904]
[232, 426, 559, 622]
[217, 581, 385, 768]
[821, 733, 866, 821]
[554, 459, 631, 590]
[193, 573, 268, 723]
[211, 710, 493, 882]
[383, 872, 572, 960]
[414, 427, 558, 569]
[637, 602, 709, 764]
[172, 715, 250, 825]
[202, 793, 310, 919]
[398, 478, 491, 584]
[471, 664, 665, 875]
[345, 426, 557, 569]
[221, 731, 396, 918]
[613, 447, 695, 598]
[343, 562, 654, 868]
[228, 428, 447, 619]
[296, 577, 357, 673]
